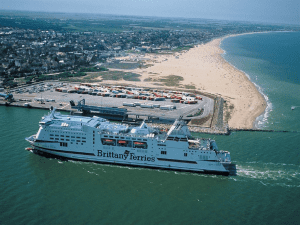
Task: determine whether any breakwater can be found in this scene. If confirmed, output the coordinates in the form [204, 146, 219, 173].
[230, 128, 299, 133]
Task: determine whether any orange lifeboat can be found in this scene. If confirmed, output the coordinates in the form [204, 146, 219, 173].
[133, 142, 147, 148]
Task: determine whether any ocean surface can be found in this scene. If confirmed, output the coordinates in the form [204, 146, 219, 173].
[1, 32, 300, 224]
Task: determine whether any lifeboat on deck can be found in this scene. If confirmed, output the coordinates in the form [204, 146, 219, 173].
[102, 139, 115, 145]
[133, 142, 147, 148]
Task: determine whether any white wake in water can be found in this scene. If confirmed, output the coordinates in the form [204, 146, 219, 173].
[234, 163, 300, 188]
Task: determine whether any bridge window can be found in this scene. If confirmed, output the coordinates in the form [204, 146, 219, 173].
[161, 151, 167, 155]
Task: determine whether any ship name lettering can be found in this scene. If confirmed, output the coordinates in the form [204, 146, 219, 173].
[97, 150, 155, 162]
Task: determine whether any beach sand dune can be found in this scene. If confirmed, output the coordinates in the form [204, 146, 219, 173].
[112, 37, 267, 129]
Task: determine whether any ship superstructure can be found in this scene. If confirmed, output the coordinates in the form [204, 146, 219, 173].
[26, 108, 235, 175]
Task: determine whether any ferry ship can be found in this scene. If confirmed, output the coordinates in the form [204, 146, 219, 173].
[25, 108, 236, 175]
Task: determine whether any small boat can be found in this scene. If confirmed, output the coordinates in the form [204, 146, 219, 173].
[25, 147, 33, 151]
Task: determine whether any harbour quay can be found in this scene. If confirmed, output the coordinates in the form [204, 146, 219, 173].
[0, 81, 227, 134]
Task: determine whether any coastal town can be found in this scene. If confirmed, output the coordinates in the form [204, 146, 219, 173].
[0, 13, 295, 88]
[0, 25, 255, 87]
[1, 12, 299, 132]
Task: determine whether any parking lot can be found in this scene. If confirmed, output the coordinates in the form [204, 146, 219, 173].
[9, 82, 214, 120]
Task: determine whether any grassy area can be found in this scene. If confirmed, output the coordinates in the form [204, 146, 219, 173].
[152, 83, 163, 86]
[20, 66, 108, 84]
[143, 78, 152, 82]
[141, 64, 154, 69]
[172, 45, 194, 52]
[60, 70, 141, 82]
[159, 75, 184, 86]
[142, 75, 184, 86]
[184, 84, 196, 89]
[100, 71, 141, 81]
[104, 62, 142, 70]
[78, 67, 108, 72]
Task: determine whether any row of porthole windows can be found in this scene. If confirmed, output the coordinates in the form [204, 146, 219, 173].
[50, 134, 86, 141]
[103, 135, 147, 142]
[50, 137, 86, 143]
[48, 129, 87, 134]
[50, 134, 86, 139]
[48, 131, 87, 136]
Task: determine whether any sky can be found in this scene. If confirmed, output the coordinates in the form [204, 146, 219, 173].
[1, 0, 299, 25]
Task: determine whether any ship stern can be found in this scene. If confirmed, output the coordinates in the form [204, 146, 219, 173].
[223, 163, 237, 176]
[217, 151, 236, 175]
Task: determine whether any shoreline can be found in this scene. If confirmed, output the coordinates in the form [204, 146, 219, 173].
[213, 37, 267, 129]
[115, 33, 267, 129]
[218, 33, 269, 129]
[217, 35, 267, 129]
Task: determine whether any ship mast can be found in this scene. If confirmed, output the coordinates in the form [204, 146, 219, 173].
[166, 119, 191, 138]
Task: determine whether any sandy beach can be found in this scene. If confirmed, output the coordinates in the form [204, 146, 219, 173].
[111, 36, 267, 129]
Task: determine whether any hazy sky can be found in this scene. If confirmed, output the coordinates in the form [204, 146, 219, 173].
[1, 0, 299, 25]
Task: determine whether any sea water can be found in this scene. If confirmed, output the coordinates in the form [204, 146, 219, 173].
[1, 32, 300, 224]
[221, 31, 300, 131]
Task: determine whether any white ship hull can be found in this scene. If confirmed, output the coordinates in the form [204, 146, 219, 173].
[26, 109, 235, 175]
